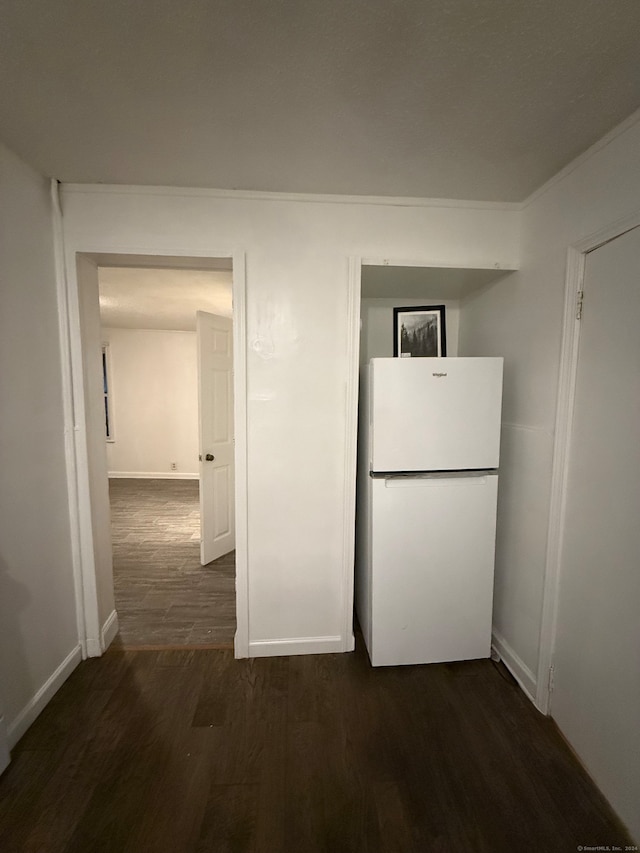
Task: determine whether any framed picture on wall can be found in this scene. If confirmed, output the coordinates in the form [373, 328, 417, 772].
[393, 305, 447, 357]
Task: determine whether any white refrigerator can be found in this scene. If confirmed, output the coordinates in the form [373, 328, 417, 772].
[355, 357, 504, 667]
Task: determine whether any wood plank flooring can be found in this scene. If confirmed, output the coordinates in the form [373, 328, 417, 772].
[0, 641, 633, 852]
[109, 478, 235, 647]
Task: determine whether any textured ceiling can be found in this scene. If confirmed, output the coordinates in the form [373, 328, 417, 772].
[98, 267, 233, 330]
[2, 0, 640, 201]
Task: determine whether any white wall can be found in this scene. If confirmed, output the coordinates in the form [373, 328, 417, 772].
[61, 188, 519, 651]
[0, 143, 79, 743]
[459, 114, 640, 690]
[360, 297, 460, 364]
[104, 328, 199, 477]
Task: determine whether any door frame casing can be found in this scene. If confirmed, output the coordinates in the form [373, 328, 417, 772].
[56, 237, 249, 658]
[536, 208, 640, 713]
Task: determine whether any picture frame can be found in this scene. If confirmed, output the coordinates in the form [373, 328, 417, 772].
[393, 305, 447, 358]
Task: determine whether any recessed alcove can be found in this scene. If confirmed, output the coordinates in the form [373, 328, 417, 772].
[359, 263, 517, 364]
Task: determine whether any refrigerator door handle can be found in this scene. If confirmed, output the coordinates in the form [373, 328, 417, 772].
[384, 475, 495, 489]
[370, 469, 498, 481]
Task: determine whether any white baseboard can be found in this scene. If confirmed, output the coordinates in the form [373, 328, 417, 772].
[491, 629, 537, 704]
[86, 636, 102, 657]
[7, 645, 82, 748]
[0, 717, 10, 774]
[249, 635, 344, 658]
[101, 609, 119, 651]
[108, 471, 198, 480]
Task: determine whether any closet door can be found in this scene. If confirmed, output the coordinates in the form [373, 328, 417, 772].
[551, 225, 640, 840]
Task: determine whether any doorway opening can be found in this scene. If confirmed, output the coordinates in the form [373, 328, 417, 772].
[72, 252, 247, 655]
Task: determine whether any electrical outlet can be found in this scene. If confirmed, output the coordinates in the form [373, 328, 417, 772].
[170, 462, 177, 470]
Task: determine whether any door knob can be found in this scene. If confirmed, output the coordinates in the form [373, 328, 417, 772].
[205, 453, 215, 461]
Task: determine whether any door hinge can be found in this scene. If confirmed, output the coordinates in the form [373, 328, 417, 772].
[548, 664, 555, 695]
[576, 290, 584, 320]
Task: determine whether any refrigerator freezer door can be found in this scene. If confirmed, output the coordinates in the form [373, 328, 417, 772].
[369, 473, 498, 666]
[370, 357, 503, 472]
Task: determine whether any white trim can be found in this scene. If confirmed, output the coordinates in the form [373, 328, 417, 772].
[7, 646, 82, 748]
[73, 245, 239, 263]
[573, 208, 640, 255]
[521, 107, 640, 210]
[362, 257, 519, 272]
[231, 251, 249, 658]
[51, 180, 88, 657]
[67, 255, 103, 657]
[501, 421, 554, 437]
[61, 182, 520, 212]
[85, 637, 102, 658]
[492, 630, 537, 705]
[535, 247, 584, 713]
[108, 471, 199, 479]
[0, 717, 9, 774]
[341, 257, 361, 653]
[536, 209, 640, 714]
[102, 327, 205, 336]
[101, 609, 119, 651]
[249, 636, 344, 658]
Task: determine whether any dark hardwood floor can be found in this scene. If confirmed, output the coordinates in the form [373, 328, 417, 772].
[0, 639, 632, 852]
[109, 478, 235, 648]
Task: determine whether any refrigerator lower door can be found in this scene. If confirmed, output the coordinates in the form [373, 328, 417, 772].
[369, 473, 498, 667]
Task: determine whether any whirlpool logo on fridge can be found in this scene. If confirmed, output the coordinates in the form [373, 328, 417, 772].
[432, 372, 448, 378]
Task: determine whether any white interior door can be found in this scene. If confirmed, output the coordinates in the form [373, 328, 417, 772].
[551, 226, 640, 841]
[197, 311, 235, 565]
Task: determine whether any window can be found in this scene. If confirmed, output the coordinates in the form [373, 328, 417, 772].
[102, 344, 114, 441]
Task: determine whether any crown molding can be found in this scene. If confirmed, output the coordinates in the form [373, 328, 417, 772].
[60, 182, 520, 212]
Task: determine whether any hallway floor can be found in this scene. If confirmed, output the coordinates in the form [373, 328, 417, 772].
[109, 478, 235, 648]
[0, 640, 632, 852]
